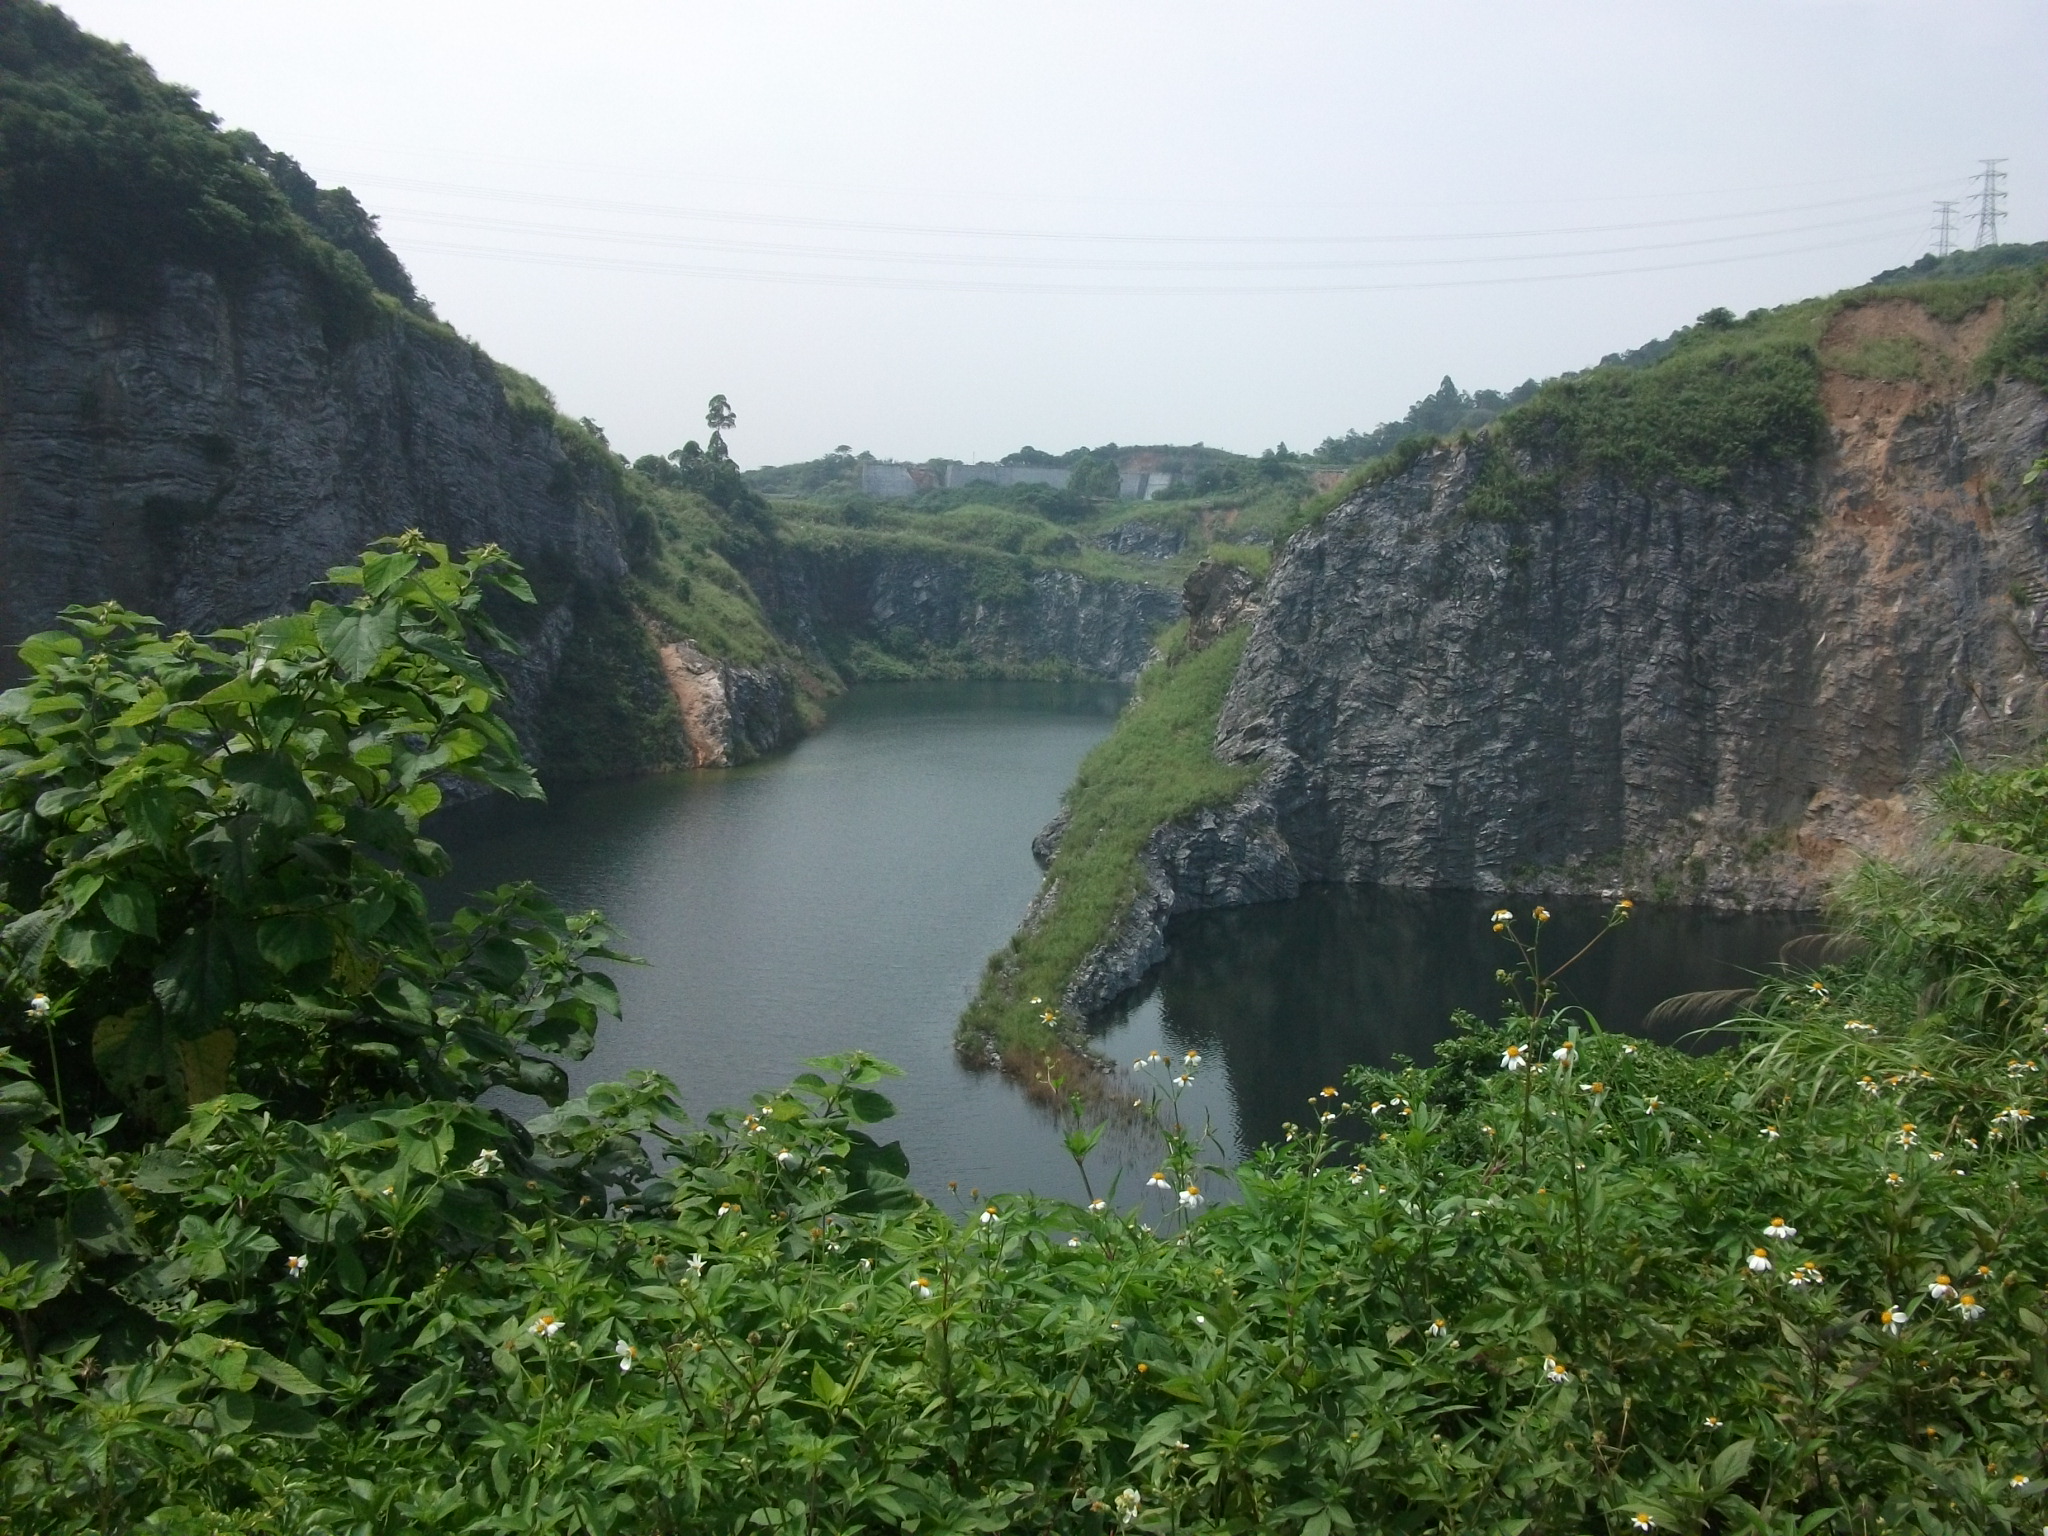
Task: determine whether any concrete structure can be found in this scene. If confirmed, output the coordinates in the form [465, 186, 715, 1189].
[1118, 470, 1175, 501]
[944, 463, 1072, 491]
[858, 462, 922, 498]
[858, 458, 1172, 501]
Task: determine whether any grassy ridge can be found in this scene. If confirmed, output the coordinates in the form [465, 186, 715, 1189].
[960, 627, 1256, 1064]
[1286, 256, 2048, 538]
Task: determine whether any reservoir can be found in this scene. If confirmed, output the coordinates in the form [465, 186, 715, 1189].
[434, 681, 1817, 1199]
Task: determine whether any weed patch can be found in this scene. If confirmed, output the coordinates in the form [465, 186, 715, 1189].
[960, 628, 1255, 1061]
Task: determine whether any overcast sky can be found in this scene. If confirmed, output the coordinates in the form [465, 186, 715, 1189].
[56, 1, 2048, 467]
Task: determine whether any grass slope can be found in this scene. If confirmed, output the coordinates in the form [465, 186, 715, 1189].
[960, 627, 1256, 1065]
[1288, 254, 2048, 536]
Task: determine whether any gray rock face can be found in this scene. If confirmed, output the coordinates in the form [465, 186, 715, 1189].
[1095, 519, 1185, 559]
[1061, 793, 1302, 1018]
[1181, 558, 1260, 650]
[1216, 371, 2048, 909]
[0, 258, 632, 731]
[744, 542, 1179, 682]
[655, 639, 804, 768]
[1052, 304, 2048, 1016]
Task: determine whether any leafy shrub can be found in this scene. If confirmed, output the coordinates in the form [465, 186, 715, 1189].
[1496, 335, 1827, 496]
[0, 1, 379, 333]
[6, 552, 2048, 1533]
[0, 534, 619, 1130]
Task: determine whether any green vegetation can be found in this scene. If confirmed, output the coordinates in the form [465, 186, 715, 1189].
[0, 535, 606, 1130]
[1314, 375, 1540, 465]
[1491, 333, 1827, 496]
[1871, 241, 2048, 287]
[1290, 254, 2048, 533]
[0, 1, 413, 332]
[532, 581, 690, 782]
[961, 628, 1257, 1066]
[7, 559, 2048, 1530]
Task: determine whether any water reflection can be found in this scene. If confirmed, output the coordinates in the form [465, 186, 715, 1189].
[430, 682, 1821, 1197]
[1102, 888, 1818, 1158]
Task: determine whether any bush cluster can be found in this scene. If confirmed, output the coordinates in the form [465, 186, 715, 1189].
[0, 1, 381, 334]
[6, 548, 2048, 1533]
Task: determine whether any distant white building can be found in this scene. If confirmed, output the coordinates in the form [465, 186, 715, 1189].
[859, 458, 1172, 500]
[943, 463, 1072, 491]
[859, 462, 922, 498]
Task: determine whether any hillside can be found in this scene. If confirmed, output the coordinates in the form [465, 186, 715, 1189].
[968, 254, 2048, 1065]
[0, 2, 1182, 785]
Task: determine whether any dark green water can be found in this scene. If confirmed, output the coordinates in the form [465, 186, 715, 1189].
[1107, 889, 1820, 1160]
[432, 681, 1817, 1198]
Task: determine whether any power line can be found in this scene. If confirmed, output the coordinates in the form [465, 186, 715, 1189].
[1972, 159, 2007, 248]
[400, 223, 1922, 298]
[1932, 200, 1961, 258]
[355, 172, 1948, 251]
[376, 201, 1922, 277]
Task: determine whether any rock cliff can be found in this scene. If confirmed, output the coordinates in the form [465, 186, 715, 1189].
[653, 638, 804, 768]
[0, 254, 642, 755]
[1051, 294, 2048, 1019]
[741, 537, 1179, 682]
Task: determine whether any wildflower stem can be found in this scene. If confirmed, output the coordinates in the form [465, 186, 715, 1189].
[40, 1008, 66, 1127]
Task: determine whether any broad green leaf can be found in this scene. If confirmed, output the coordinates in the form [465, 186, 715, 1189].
[155, 921, 259, 1024]
[92, 1008, 236, 1129]
[249, 1349, 326, 1398]
[16, 632, 82, 670]
[1709, 1437, 1756, 1492]
[249, 1398, 321, 1438]
[100, 882, 158, 938]
[221, 751, 315, 831]
[0, 1079, 53, 1135]
[122, 784, 181, 848]
[257, 914, 334, 972]
[314, 604, 400, 682]
[360, 550, 421, 598]
[844, 1088, 897, 1124]
[54, 920, 122, 972]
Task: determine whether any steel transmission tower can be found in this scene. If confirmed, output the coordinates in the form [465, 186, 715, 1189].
[1932, 200, 1961, 258]
[1971, 159, 2006, 248]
